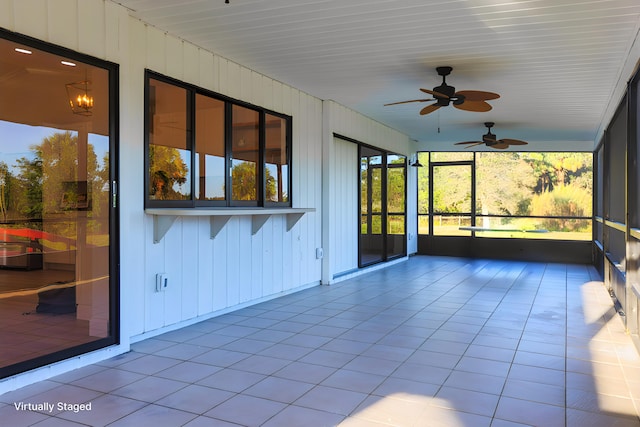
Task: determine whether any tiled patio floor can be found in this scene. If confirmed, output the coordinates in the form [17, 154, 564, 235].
[2, 256, 640, 426]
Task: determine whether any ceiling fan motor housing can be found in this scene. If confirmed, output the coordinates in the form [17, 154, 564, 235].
[483, 131, 498, 145]
[434, 66, 456, 106]
[433, 84, 455, 105]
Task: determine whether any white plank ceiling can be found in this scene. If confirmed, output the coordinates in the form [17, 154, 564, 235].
[114, 0, 640, 151]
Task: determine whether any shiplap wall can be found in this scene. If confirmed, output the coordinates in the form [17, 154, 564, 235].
[135, 24, 324, 336]
[0, 0, 414, 391]
[331, 137, 359, 275]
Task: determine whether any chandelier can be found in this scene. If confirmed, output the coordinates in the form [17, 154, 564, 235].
[65, 80, 94, 116]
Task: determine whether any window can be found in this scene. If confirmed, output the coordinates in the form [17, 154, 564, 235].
[148, 79, 191, 202]
[265, 113, 289, 204]
[145, 71, 292, 208]
[418, 151, 593, 241]
[196, 95, 225, 201]
[231, 105, 259, 204]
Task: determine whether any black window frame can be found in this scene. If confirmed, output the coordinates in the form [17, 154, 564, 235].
[144, 70, 292, 209]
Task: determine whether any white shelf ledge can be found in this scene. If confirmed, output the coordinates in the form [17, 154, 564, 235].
[146, 208, 315, 243]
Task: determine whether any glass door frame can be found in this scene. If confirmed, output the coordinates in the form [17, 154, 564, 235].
[428, 160, 476, 238]
[358, 145, 407, 268]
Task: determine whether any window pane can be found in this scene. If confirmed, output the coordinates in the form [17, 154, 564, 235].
[196, 95, 225, 200]
[418, 215, 430, 235]
[476, 152, 536, 216]
[148, 79, 191, 200]
[607, 100, 626, 223]
[388, 215, 405, 234]
[433, 165, 471, 213]
[265, 114, 289, 203]
[387, 164, 405, 213]
[231, 105, 259, 202]
[371, 161, 382, 213]
[0, 36, 113, 374]
[417, 152, 429, 215]
[433, 215, 472, 236]
[431, 152, 473, 162]
[477, 152, 592, 218]
[360, 158, 368, 214]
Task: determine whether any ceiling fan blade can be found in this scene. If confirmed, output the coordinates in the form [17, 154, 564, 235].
[420, 104, 441, 115]
[463, 142, 484, 149]
[455, 90, 500, 101]
[501, 138, 528, 145]
[454, 100, 492, 112]
[384, 98, 433, 106]
[420, 88, 449, 99]
[492, 143, 509, 149]
[454, 141, 484, 145]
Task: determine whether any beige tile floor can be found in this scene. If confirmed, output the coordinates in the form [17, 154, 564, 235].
[1, 256, 640, 426]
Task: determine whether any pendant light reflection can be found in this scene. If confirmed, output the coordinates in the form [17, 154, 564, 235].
[65, 79, 94, 116]
[410, 154, 423, 167]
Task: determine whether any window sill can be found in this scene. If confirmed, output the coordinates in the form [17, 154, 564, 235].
[145, 208, 315, 243]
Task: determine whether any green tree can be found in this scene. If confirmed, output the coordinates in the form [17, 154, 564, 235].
[387, 168, 405, 213]
[15, 157, 43, 219]
[530, 184, 592, 231]
[522, 152, 591, 192]
[432, 165, 471, 213]
[0, 161, 11, 221]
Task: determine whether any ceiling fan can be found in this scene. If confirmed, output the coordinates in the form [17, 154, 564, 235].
[455, 122, 528, 149]
[384, 66, 500, 115]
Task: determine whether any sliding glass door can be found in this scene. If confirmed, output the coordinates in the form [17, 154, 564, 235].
[0, 31, 118, 378]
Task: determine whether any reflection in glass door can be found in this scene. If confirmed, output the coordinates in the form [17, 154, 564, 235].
[0, 33, 117, 378]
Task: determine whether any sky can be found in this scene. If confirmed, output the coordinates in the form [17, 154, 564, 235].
[0, 120, 109, 172]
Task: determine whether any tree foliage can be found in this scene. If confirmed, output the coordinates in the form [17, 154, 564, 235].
[149, 144, 189, 200]
[231, 161, 277, 201]
[3, 132, 108, 224]
[476, 153, 537, 216]
[530, 185, 592, 231]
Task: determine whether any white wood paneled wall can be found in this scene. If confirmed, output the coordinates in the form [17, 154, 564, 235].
[327, 101, 412, 155]
[331, 137, 359, 275]
[136, 24, 324, 336]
